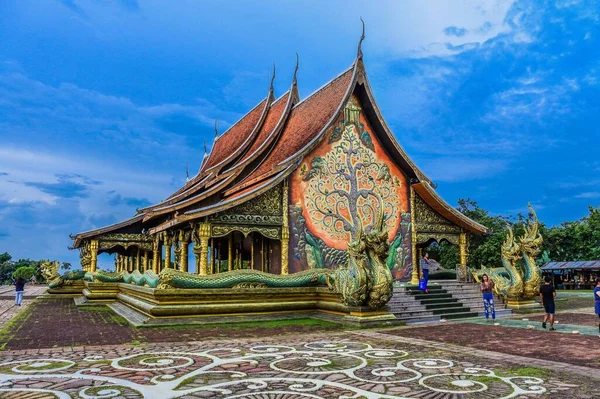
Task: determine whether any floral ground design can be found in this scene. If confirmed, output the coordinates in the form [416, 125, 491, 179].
[0, 337, 583, 399]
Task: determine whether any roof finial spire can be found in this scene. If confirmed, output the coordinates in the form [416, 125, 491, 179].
[214, 119, 219, 140]
[185, 162, 190, 182]
[203, 139, 207, 155]
[293, 52, 299, 85]
[357, 17, 365, 59]
[269, 62, 276, 93]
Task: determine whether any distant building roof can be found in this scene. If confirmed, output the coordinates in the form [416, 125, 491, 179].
[541, 261, 600, 270]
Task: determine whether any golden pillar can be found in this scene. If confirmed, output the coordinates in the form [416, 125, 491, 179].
[197, 222, 211, 275]
[135, 248, 140, 271]
[152, 235, 161, 274]
[179, 230, 190, 273]
[250, 234, 254, 270]
[90, 239, 98, 272]
[143, 250, 149, 272]
[410, 186, 419, 284]
[281, 179, 290, 275]
[459, 232, 468, 266]
[228, 234, 233, 272]
[163, 232, 173, 269]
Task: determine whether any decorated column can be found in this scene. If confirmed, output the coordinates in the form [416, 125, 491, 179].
[135, 248, 140, 271]
[143, 250, 149, 272]
[410, 186, 419, 284]
[179, 230, 190, 273]
[152, 235, 161, 274]
[90, 239, 98, 272]
[281, 179, 289, 275]
[163, 232, 173, 269]
[459, 232, 468, 265]
[196, 222, 211, 275]
[458, 232, 468, 282]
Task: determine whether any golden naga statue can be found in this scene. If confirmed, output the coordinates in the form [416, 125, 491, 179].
[330, 210, 394, 309]
[40, 260, 61, 282]
[519, 204, 544, 297]
[474, 203, 543, 300]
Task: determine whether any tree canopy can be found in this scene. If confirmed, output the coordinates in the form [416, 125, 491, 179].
[426, 200, 600, 269]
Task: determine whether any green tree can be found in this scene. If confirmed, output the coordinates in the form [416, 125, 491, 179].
[12, 266, 36, 280]
[457, 198, 512, 269]
[0, 252, 15, 284]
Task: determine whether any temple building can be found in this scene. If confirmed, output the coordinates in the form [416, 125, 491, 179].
[70, 41, 487, 285]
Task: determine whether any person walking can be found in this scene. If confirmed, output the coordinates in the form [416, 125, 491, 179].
[539, 276, 556, 331]
[480, 274, 495, 321]
[594, 277, 600, 335]
[14, 277, 26, 306]
[420, 252, 430, 294]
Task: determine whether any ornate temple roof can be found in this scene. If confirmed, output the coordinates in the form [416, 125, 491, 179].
[70, 39, 487, 247]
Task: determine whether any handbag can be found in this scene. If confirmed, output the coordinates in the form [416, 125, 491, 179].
[418, 279, 427, 290]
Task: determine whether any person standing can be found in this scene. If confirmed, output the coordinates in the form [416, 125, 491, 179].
[480, 274, 496, 321]
[420, 252, 430, 294]
[539, 276, 556, 331]
[594, 277, 600, 335]
[14, 277, 26, 306]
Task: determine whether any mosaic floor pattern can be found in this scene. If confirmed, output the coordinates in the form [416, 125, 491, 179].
[0, 337, 581, 399]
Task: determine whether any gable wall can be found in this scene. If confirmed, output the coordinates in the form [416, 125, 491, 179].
[287, 95, 413, 278]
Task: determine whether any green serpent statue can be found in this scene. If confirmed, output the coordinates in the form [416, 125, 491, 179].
[157, 268, 333, 289]
[85, 269, 160, 288]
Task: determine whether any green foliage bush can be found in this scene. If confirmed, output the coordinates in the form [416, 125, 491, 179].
[12, 266, 36, 281]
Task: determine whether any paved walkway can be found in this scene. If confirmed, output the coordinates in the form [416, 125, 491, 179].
[461, 315, 600, 336]
[0, 331, 597, 398]
[0, 285, 47, 330]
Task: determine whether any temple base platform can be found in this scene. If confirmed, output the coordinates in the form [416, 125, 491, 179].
[75, 281, 401, 328]
[41, 280, 87, 298]
[505, 297, 542, 310]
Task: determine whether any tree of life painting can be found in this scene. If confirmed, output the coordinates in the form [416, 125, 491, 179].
[301, 100, 402, 247]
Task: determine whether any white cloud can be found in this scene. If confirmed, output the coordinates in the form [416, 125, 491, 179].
[418, 157, 509, 182]
[360, 0, 517, 57]
[574, 191, 600, 199]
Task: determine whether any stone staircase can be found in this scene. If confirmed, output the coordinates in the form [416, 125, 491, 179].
[389, 280, 512, 324]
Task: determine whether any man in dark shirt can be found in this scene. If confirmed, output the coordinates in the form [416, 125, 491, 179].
[539, 276, 556, 330]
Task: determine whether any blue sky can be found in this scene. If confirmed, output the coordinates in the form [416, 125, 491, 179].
[0, 0, 598, 268]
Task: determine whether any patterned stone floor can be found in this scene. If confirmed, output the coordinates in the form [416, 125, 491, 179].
[0, 331, 598, 398]
[0, 285, 47, 330]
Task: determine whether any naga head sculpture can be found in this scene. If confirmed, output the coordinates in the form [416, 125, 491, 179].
[501, 224, 521, 263]
[519, 203, 543, 257]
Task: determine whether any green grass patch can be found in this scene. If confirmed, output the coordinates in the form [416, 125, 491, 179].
[498, 366, 552, 378]
[19, 360, 72, 371]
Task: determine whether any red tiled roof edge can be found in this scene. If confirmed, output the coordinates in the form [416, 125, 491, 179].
[139, 93, 272, 214]
[140, 90, 293, 222]
[226, 61, 359, 196]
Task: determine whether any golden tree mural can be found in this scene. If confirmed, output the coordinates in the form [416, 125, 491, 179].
[302, 104, 401, 245]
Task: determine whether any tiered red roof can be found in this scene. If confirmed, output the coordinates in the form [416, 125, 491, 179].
[72, 47, 487, 245]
